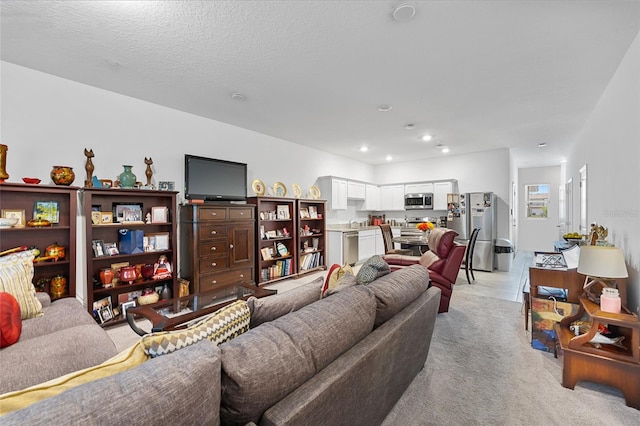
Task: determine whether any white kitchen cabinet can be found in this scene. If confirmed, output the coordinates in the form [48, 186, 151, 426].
[357, 184, 380, 211]
[374, 228, 385, 255]
[405, 182, 434, 194]
[327, 230, 343, 266]
[317, 177, 347, 210]
[433, 181, 453, 210]
[358, 229, 376, 262]
[380, 185, 405, 211]
[347, 181, 366, 199]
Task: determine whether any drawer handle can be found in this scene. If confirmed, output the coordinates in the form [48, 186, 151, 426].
[211, 247, 216, 251]
[229, 244, 234, 249]
[240, 212, 244, 215]
[211, 280, 217, 284]
[210, 230, 217, 235]
[210, 212, 217, 216]
[211, 262, 217, 267]
[239, 274, 244, 278]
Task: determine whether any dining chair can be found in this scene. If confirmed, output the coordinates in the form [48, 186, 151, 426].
[465, 227, 481, 284]
[379, 224, 413, 255]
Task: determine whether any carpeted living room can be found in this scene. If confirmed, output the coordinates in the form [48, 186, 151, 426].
[2, 1, 639, 424]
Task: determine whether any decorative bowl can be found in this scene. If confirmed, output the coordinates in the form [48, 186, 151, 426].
[27, 219, 52, 227]
[22, 177, 41, 184]
[0, 217, 19, 228]
[138, 291, 159, 305]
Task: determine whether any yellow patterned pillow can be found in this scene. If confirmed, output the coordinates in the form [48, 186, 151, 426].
[141, 300, 250, 358]
[0, 342, 148, 415]
[0, 250, 43, 319]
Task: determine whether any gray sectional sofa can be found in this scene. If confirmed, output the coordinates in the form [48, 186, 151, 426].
[2, 264, 440, 425]
[0, 292, 118, 395]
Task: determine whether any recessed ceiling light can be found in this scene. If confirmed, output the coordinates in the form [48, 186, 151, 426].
[538, 142, 548, 147]
[404, 124, 415, 130]
[377, 104, 392, 112]
[231, 92, 247, 101]
[386, 155, 393, 161]
[391, 3, 416, 22]
[360, 146, 369, 152]
[422, 134, 433, 142]
[441, 148, 450, 153]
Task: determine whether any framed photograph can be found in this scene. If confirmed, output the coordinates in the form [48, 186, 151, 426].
[120, 300, 137, 318]
[276, 205, 290, 220]
[100, 212, 113, 224]
[261, 247, 273, 261]
[1, 209, 26, 227]
[112, 203, 143, 223]
[98, 305, 114, 323]
[91, 211, 102, 225]
[158, 181, 175, 191]
[92, 239, 107, 257]
[299, 208, 310, 219]
[151, 206, 168, 223]
[34, 201, 60, 223]
[104, 242, 119, 256]
[91, 205, 101, 212]
[148, 232, 169, 250]
[308, 206, 318, 219]
[92, 296, 112, 323]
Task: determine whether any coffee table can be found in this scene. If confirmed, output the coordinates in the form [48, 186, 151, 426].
[126, 283, 276, 336]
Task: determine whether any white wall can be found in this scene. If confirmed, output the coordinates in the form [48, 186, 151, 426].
[517, 166, 561, 252]
[566, 32, 640, 315]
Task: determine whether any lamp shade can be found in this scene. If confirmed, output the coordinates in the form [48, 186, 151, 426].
[577, 246, 628, 279]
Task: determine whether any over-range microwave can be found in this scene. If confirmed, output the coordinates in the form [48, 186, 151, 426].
[404, 193, 434, 210]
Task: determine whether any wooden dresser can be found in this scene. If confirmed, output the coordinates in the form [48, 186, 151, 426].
[179, 204, 255, 293]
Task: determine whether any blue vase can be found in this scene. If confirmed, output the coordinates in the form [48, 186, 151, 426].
[119, 165, 136, 188]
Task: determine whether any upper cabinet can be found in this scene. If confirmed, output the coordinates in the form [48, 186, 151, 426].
[317, 177, 347, 210]
[358, 184, 380, 211]
[347, 181, 365, 200]
[380, 185, 405, 211]
[405, 182, 434, 194]
[433, 181, 453, 210]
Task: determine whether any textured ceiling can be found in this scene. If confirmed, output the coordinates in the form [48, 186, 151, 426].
[2, 1, 639, 166]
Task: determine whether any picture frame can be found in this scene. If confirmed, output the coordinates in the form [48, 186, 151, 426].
[104, 242, 119, 256]
[308, 206, 318, 219]
[34, 201, 60, 223]
[158, 181, 175, 191]
[98, 305, 114, 323]
[92, 295, 112, 323]
[299, 208, 310, 219]
[120, 300, 137, 318]
[276, 205, 290, 220]
[91, 205, 101, 212]
[92, 239, 107, 257]
[100, 212, 113, 224]
[91, 211, 102, 225]
[123, 208, 143, 222]
[112, 202, 143, 223]
[151, 206, 168, 223]
[148, 232, 169, 250]
[1, 209, 26, 227]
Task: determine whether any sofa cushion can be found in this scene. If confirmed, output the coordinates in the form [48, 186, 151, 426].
[355, 255, 391, 285]
[0, 341, 148, 415]
[366, 264, 430, 327]
[219, 285, 376, 426]
[0, 341, 222, 425]
[321, 263, 354, 297]
[19, 297, 99, 341]
[0, 250, 43, 319]
[0, 292, 22, 348]
[248, 276, 323, 327]
[0, 323, 118, 395]
[141, 299, 250, 358]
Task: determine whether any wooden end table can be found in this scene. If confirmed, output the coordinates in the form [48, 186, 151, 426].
[126, 282, 276, 336]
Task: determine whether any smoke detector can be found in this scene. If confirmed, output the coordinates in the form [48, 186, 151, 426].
[391, 4, 416, 22]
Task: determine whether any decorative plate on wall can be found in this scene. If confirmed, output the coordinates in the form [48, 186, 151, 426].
[273, 182, 287, 197]
[292, 183, 302, 198]
[252, 179, 266, 196]
[309, 185, 321, 199]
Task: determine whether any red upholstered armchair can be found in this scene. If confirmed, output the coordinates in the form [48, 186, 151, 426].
[384, 228, 465, 313]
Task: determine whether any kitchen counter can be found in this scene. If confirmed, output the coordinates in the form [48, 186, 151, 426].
[326, 224, 403, 232]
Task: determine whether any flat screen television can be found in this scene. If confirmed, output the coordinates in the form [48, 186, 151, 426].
[184, 154, 247, 201]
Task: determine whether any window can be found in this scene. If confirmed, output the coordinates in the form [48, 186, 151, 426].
[525, 184, 550, 219]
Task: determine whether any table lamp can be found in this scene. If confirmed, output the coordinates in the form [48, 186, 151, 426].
[577, 246, 628, 305]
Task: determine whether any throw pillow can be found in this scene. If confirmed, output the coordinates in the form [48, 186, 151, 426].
[0, 342, 148, 415]
[248, 276, 323, 328]
[321, 263, 354, 297]
[325, 273, 359, 297]
[141, 300, 250, 358]
[355, 255, 391, 285]
[0, 250, 43, 319]
[0, 292, 22, 348]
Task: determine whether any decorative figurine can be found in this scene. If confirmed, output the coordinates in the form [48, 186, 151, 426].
[153, 255, 172, 280]
[84, 148, 94, 187]
[0, 144, 9, 182]
[144, 157, 154, 188]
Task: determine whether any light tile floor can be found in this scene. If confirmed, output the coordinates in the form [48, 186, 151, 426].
[106, 251, 534, 352]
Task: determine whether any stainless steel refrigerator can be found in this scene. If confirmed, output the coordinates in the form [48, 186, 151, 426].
[447, 192, 497, 271]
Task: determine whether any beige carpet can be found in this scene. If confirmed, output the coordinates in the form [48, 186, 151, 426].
[381, 290, 639, 425]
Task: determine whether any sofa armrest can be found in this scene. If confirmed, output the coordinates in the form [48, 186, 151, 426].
[35, 292, 51, 307]
[440, 244, 466, 284]
[382, 254, 420, 267]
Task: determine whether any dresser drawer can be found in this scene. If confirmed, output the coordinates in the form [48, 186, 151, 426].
[199, 255, 229, 274]
[199, 267, 253, 292]
[197, 207, 227, 221]
[198, 240, 229, 256]
[229, 207, 254, 220]
[198, 224, 228, 241]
